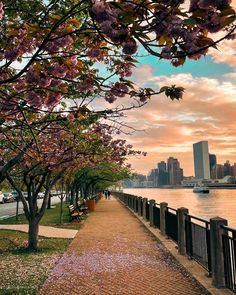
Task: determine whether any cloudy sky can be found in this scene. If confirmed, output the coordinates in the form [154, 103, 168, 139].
[117, 3, 236, 176]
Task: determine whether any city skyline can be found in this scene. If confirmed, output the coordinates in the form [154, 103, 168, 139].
[134, 140, 236, 179]
[106, 1, 236, 176]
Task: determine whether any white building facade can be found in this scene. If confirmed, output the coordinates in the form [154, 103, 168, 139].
[193, 141, 210, 179]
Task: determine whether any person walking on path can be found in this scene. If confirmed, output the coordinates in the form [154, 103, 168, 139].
[39, 196, 211, 295]
[104, 190, 108, 199]
[107, 190, 111, 200]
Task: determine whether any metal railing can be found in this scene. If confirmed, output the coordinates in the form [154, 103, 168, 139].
[112, 191, 236, 292]
[166, 207, 178, 244]
[222, 225, 236, 293]
[185, 214, 211, 273]
[153, 203, 160, 229]
[146, 201, 150, 220]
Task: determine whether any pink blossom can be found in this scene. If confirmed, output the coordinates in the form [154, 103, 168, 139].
[77, 78, 94, 92]
[105, 92, 117, 103]
[27, 91, 42, 108]
[86, 48, 101, 58]
[49, 63, 67, 78]
[116, 63, 132, 77]
[45, 92, 62, 107]
[122, 38, 138, 55]
[111, 82, 129, 97]
[67, 112, 75, 121]
[5, 47, 21, 61]
[0, 1, 3, 20]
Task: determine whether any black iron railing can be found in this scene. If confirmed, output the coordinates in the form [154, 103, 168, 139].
[153, 204, 160, 229]
[165, 207, 178, 244]
[146, 201, 150, 220]
[185, 214, 211, 273]
[112, 191, 236, 294]
[222, 225, 236, 293]
[140, 198, 143, 216]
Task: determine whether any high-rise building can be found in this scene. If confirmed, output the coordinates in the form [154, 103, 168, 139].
[209, 154, 217, 170]
[209, 154, 217, 179]
[223, 160, 232, 176]
[157, 161, 169, 186]
[167, 157, 183, 185]
[215, 164, 224, 179]
[158, 161, 167, 171]
[232, 163, 236, 177]
[193, 141, 210, 179]
[147, 168, 158, 187]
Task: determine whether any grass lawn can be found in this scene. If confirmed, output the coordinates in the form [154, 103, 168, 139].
[0, 230, 72, 294]
[0, 202, 89, 293]
[0, 201, 88, 229]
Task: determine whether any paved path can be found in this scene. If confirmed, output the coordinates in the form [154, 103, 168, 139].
[39, 196, 210, 295]
[0, 224, 77, 238]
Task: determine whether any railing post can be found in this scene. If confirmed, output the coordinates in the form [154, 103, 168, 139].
[160, 202, 168, 236]
[138, 197, 142, 216]
[142, 198, 148, 221]
[124, 195, 128, 205]
[177, 207, 189, 255]
[132, 196, 135, 211]
[210, 217, 228, 288]
[134, 196, 138, 212]
[149, 200, 156, 227]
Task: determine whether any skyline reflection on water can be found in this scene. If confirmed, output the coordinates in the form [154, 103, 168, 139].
[123, 188, 236, 227]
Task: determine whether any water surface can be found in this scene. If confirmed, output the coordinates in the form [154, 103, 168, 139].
[123, 188, 236, 227]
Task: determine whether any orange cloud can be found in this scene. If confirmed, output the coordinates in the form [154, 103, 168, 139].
[123, 69, 236, 176]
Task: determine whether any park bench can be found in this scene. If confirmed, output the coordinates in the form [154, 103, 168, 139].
[68, 204, 83, 222]
[77, 200, 88, 215]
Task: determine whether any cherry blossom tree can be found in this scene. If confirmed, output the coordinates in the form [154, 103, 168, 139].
[0, 0, 235, 250]
[4, 118, 143, 249]
[0, 0, 235, 181]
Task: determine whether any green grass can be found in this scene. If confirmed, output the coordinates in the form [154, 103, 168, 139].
[0, 230, 71, 255]
[0, 201, 88, 229]
[0, 230, 72, 294]
[0, 202, 90, 294]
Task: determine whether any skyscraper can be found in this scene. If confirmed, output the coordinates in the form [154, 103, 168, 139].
[193, 141, 210, 179]
[209, 154, 217, 179]
[157, 161, 169, 186]
[167, 157, 183, 185]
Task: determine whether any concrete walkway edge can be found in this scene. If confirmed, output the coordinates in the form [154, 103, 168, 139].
[119, 198, 232, 295]
[0, 224, 78, 238]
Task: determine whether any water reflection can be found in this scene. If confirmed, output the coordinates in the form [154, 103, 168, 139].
[123, 188, 236, 227]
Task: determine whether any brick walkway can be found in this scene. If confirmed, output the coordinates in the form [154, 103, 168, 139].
[39, 196, 211, 295]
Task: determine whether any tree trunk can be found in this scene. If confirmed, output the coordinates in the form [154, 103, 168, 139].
[60, 197, 63, 224]
[15, 197, 19, 221]
[70, 185, 75, 205]
[47, 193, 51, 209]
[28, 219, 39, 250]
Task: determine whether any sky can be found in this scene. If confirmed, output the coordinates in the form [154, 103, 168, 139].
[115, 4, 236, 177]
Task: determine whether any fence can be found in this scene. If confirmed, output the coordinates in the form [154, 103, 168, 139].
[113, 191, 236, 293]
[185, 215, 211, 274]
[165, 207, 178, 244]
[222, 225, 236, 293]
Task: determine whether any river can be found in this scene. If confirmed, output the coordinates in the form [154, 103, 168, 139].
[123, 188, 236, 227]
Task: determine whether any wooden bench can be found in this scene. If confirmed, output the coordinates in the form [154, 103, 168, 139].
[68, 204, 83, 222]
[77, 200, 88, 215]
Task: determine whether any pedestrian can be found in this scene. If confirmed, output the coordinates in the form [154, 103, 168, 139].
[107, 190, 111, 200]
[104, 190, 108, 200]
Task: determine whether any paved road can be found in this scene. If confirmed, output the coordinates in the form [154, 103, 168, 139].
[0, 197, 60, 219]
